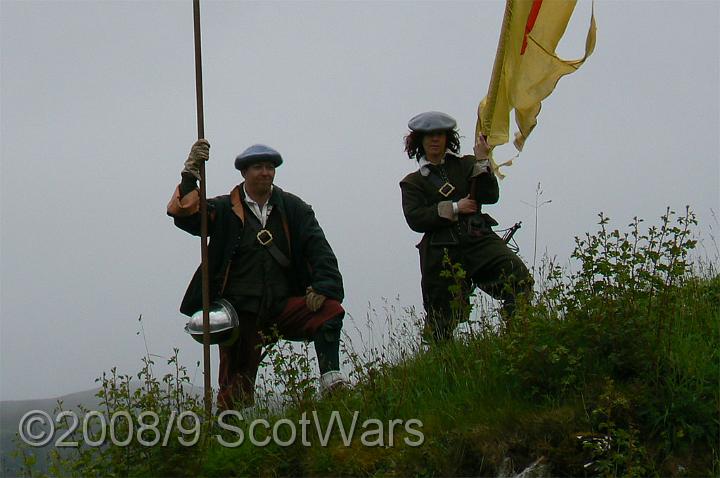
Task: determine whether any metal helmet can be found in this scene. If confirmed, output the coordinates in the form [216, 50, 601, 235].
[184, 299, 240, 346]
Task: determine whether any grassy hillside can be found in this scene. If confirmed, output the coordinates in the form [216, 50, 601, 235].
[14, 208, 719, 477]
[202, 282, 718, 476]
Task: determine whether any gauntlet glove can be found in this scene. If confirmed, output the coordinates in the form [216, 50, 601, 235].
[305, 287, 326, 312]
[182, 139, 210, 180]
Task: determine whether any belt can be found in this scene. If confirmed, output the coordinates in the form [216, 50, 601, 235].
[254, 228, 291, 268]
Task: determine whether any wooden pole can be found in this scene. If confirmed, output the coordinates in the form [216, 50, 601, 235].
[476, 0, 514, 141]
[192, 0, 212, 419]
[471, 0, 514, 192]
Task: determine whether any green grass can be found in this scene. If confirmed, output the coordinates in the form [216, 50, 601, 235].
[199, 208, 719, 477]
[16, 208, 719, 477]
[200, 271, 718, 477]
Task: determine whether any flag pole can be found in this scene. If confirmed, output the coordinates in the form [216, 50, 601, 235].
[192, 0, 212, 419]
[471, 0, 514, 187]
[476, 0, 514, 141]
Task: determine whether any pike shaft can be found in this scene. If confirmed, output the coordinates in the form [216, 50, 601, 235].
[193, 0, 212, 419]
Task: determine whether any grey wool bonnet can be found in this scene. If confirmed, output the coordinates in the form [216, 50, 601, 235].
[234, 144, 283, 170]
[408, 111, 457, 132]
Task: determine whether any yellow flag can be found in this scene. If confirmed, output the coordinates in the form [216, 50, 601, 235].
[477, 0, 596, 175]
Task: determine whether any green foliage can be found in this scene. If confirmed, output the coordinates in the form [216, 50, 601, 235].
[15, 208, 718, 477]
[82, 349, 208, 477]
[256, 329, 318, 411]
[13, 347, 210, 478]
[582, 379, 652, 477]
[440, 247, 471, 323]
[501, 208, 718, 474]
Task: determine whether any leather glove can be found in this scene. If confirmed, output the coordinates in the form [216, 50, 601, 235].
[473, 134, 491, 161]
[305, 287, 326, 312]
[182, 139, 210, 181]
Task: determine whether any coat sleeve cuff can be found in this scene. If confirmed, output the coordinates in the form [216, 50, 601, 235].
[471, 159, 491, 178]
[167, 185, 200, 217]
[437, 201, 458, 222]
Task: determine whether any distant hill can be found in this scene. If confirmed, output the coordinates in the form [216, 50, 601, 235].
[1, 383, 210, 476]
[1, 388, 103, 475]
[0, 389, 100, 476]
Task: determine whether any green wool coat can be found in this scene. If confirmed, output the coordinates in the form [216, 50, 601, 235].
[169, 184, 344, 317]
[400, 153, 512, 309]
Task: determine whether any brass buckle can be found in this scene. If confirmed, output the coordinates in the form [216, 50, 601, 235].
[438, 182, 455, 198]
[256, 229, 273, 246]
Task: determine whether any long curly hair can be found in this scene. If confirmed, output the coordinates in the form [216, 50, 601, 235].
[403, 129, 461, 160]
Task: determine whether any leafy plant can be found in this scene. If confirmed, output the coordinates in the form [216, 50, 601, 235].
[13, 208, 717, 477]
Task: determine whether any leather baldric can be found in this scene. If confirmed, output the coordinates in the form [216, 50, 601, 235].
[424, 165, 456, 198]
[230, 186, 291, 268]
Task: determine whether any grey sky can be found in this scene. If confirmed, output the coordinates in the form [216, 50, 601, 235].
[1, 0, 718, 401]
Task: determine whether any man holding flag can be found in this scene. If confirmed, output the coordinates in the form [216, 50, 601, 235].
[400, 0, 594, 340]
[400, 112, 532, 342]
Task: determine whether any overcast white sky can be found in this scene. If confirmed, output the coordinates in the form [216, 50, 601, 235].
[1, 0, 718, 401]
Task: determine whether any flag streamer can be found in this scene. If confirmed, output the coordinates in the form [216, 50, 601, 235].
[477, 0, 596, 178]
